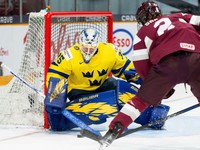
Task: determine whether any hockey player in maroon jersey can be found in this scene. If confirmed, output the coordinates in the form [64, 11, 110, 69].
[102, 0, 200, 146]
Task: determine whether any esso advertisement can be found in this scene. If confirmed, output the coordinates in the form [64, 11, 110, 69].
[113, 29, 133, 55]
[113, 22, 138, 61]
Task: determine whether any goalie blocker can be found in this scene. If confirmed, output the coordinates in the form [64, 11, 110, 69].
[44, 77, 170, 131]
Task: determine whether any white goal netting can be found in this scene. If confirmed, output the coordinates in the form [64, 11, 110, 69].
[0, 12, 46, 128]
[0, 11, 113, 128]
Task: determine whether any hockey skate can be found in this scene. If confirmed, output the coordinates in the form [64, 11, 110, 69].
[99, 122, 123, 150]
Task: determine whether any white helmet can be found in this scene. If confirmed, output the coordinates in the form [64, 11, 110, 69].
[79, 28, 99, 63]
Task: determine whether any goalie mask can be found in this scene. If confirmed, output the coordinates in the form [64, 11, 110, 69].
[136, 1, 162, 29]
[79, 28, 99, 63]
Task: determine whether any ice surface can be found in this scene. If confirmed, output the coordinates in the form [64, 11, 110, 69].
[0, 84, 200, 150]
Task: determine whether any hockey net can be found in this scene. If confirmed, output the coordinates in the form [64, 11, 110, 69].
[0, 11, 113, 128]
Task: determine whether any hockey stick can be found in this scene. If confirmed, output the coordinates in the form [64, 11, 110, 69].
[1, 63, 45, 100]
[80, 102, 200, 142]
[1, 63, 101, 136]
[118, 102, 200, 138]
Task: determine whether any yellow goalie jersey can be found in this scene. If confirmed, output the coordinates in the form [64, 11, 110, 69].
[47, 42, 134, 92]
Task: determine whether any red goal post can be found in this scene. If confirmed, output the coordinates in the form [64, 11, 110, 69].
[43, 11, 113, 128]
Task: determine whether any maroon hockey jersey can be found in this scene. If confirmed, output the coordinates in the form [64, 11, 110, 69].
[133, 13, 200, 79]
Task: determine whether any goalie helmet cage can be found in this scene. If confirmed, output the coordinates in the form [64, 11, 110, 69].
[0, 11, 113, 129]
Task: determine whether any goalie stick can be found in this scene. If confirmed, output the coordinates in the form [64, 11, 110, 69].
[1, 63, 101, 136]
[80, 102, 200, 149]
[1, 63, 44, 101]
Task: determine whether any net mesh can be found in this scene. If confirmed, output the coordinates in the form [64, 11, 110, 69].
[0, 12, 45, 127]
[49, 15, 109, 62]
[0, 11, 112, 128]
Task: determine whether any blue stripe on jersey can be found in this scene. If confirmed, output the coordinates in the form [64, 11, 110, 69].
[111, 59, 131, 77]
[48, 68, 69, 78]
[117, 59, 131, 77]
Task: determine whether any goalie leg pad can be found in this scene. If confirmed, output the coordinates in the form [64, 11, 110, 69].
[48, 112, 106, 131]
[66, 90, 118, 125]
[44, 77, 68, 114]
[48, 90, 119, 131]
[48, 113, 78, 131]
[134, 104, 170, 129]
[117, 79, 138, 109]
